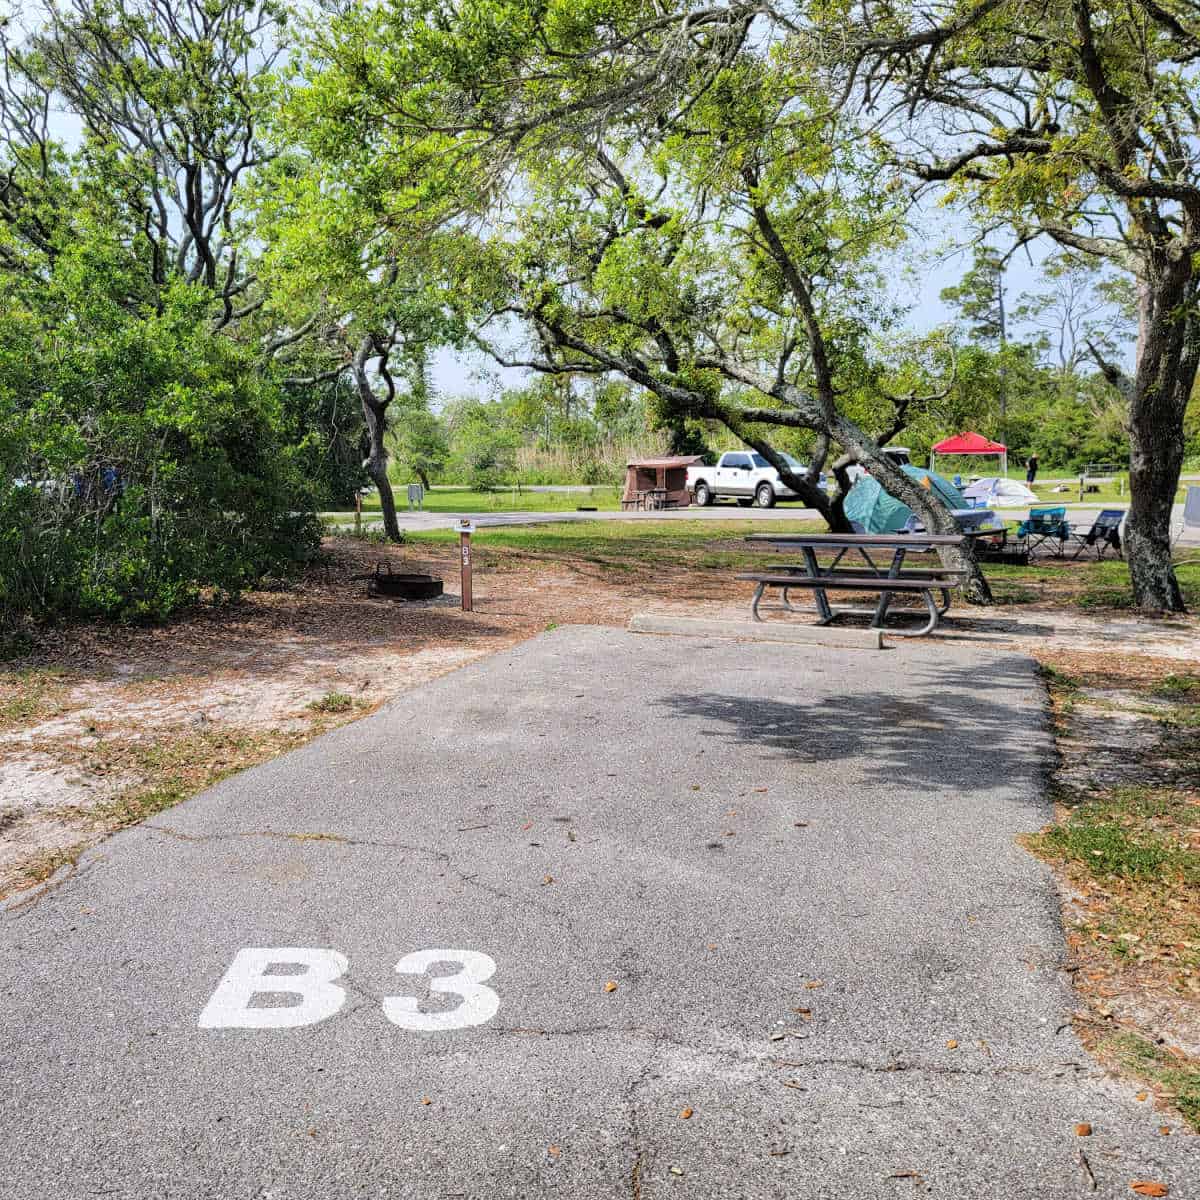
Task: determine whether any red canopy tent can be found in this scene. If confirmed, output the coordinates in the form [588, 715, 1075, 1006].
[929, 431, 1008, 478]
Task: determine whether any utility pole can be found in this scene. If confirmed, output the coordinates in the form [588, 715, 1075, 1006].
[996, 264, 1008, 457]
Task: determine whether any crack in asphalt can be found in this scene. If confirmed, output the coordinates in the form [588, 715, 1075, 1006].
[491, 1022, 1096, 1082]
[142, 821, 518, 899]
[624, 1037, 662, 1200]
[140, 822, 593, 948]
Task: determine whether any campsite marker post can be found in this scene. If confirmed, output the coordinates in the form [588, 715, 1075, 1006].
[457, 519, 475, 611]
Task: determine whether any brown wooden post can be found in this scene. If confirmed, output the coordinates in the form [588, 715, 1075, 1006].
[457, 518, 475, 611]
[355, 491, 362, 536]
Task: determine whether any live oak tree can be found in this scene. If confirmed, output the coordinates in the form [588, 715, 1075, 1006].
[290, 0, 993, 598]
[0, 0, 322, 624]
[2, 0, 287, 327]
[249, 146, 455, 541]
[827, 0, 1200, 610]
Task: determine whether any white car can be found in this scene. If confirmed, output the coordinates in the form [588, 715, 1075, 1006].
[686, 451, 824, 508]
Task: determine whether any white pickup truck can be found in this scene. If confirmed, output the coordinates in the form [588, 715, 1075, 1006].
[686, 451, 821, 508]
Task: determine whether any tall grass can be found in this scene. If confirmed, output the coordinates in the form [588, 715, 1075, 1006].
[513, 434, 669, 485]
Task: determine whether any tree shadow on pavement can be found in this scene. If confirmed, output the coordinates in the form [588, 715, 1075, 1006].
[651, 654, 1046, 799]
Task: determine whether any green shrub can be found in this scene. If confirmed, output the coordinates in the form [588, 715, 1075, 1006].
[0, 284, 320, 629]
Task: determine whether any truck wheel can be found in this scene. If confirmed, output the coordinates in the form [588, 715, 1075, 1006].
[694, 482, 713, 507]
[755, 483, 776, 508]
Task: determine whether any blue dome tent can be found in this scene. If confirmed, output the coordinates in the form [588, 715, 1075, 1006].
[843, 466, 974, 534]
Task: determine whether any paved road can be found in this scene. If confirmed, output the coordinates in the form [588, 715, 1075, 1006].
[1, 628, 1194, 1198]
[323, 501, 1194, 535]
[321, 503, 828, 532]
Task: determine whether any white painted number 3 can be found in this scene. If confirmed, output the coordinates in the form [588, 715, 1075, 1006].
[383, 949, 499, 1031]
[197, 947, 500, 1031]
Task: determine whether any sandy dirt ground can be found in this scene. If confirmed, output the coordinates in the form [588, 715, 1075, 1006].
[2, 533, 1198, 899]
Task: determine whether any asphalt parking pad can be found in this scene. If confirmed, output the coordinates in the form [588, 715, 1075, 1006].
[1, 626, 1195, 1198]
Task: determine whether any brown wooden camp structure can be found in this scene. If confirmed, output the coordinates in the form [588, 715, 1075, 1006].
[620, 456, 701, 510]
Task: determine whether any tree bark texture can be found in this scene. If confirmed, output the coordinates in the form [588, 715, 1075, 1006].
[351, 343, 403, 543]
[1124, 259, 1198, 612]
[832, 415, 994, 604]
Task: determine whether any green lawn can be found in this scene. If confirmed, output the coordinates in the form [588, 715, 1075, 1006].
[406, 517, 773, 569]
[333, 474, 1195, 517]
[981, 473, 1193, 507]
[347, 485, 624, 514]
[401, 518, 1200, 610]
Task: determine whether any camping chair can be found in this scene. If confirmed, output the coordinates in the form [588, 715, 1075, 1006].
[1016, 506, 1070, 556]
[1070, 508, 1124, 559]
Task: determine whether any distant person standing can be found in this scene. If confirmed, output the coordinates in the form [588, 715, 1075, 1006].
[1025, 454, 1039, 485]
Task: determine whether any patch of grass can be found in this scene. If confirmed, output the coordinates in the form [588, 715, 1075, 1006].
[84, 785, 190, 831]
[971, 553, 1200, 612]
[5, 714, 377, 901]
[10, 841, 90, 892]
[406, 519, 813, 576]
[1161, 704, 1200, 729]
[1037, 661, 1081, 718]
[993, 584, 1041, 605]
[1102, 1032, 1200, 1130]
[1037, 817, 1194, 883]
[1037, 663, 1080, 691]
[309, 691, 355, 714]
[50, 726, 315, 838]
[325, 524, 394, 545]
[1031, 789, 1199, 885]
[0, 668, 71, 730]
[1027, 781, 1200, 1003]
[341, 485, 625, 516]
[1076, 585, 1137, 610]
[401, 521, 1200, 611]
[1153, 673, 1200, 699]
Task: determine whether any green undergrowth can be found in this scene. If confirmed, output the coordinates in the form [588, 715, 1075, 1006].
[1031, 787, 1200, 887]
[1102, 1032, 1200, 1129]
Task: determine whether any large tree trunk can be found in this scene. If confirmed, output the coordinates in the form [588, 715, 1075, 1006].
[831, 415, 993, 604]
[1124, 264, 1198, 612]
[361, 397, 402, 542]
[350, 340, 403, 543]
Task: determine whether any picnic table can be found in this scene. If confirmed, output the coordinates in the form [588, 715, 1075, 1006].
[739, 531, 983, 636]
[620, 487, 675, 511]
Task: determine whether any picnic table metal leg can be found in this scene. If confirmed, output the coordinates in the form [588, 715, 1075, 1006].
[885, 588, 940, 637]
[871, 548, 905, 628]
[802, 547, 834, 624]
[750, 581, 767, 622]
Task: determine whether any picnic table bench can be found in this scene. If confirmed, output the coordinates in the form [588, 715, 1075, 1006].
[739, 531, 978, 637]
[620, 487, 676, 511]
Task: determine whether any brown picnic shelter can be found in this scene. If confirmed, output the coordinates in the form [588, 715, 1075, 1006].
[620, 455, 702, 510]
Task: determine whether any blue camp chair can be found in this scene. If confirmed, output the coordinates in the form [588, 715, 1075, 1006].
[1070, 508, 1124, 559]
[1017, 506, 1071, 556]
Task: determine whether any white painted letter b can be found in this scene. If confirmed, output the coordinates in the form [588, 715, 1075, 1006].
[198, 948, 348, 1029]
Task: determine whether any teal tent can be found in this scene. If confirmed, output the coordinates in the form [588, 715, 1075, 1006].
[843, 466, 969, 534]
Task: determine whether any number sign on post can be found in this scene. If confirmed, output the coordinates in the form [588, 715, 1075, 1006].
[457, 519, 475, 611]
